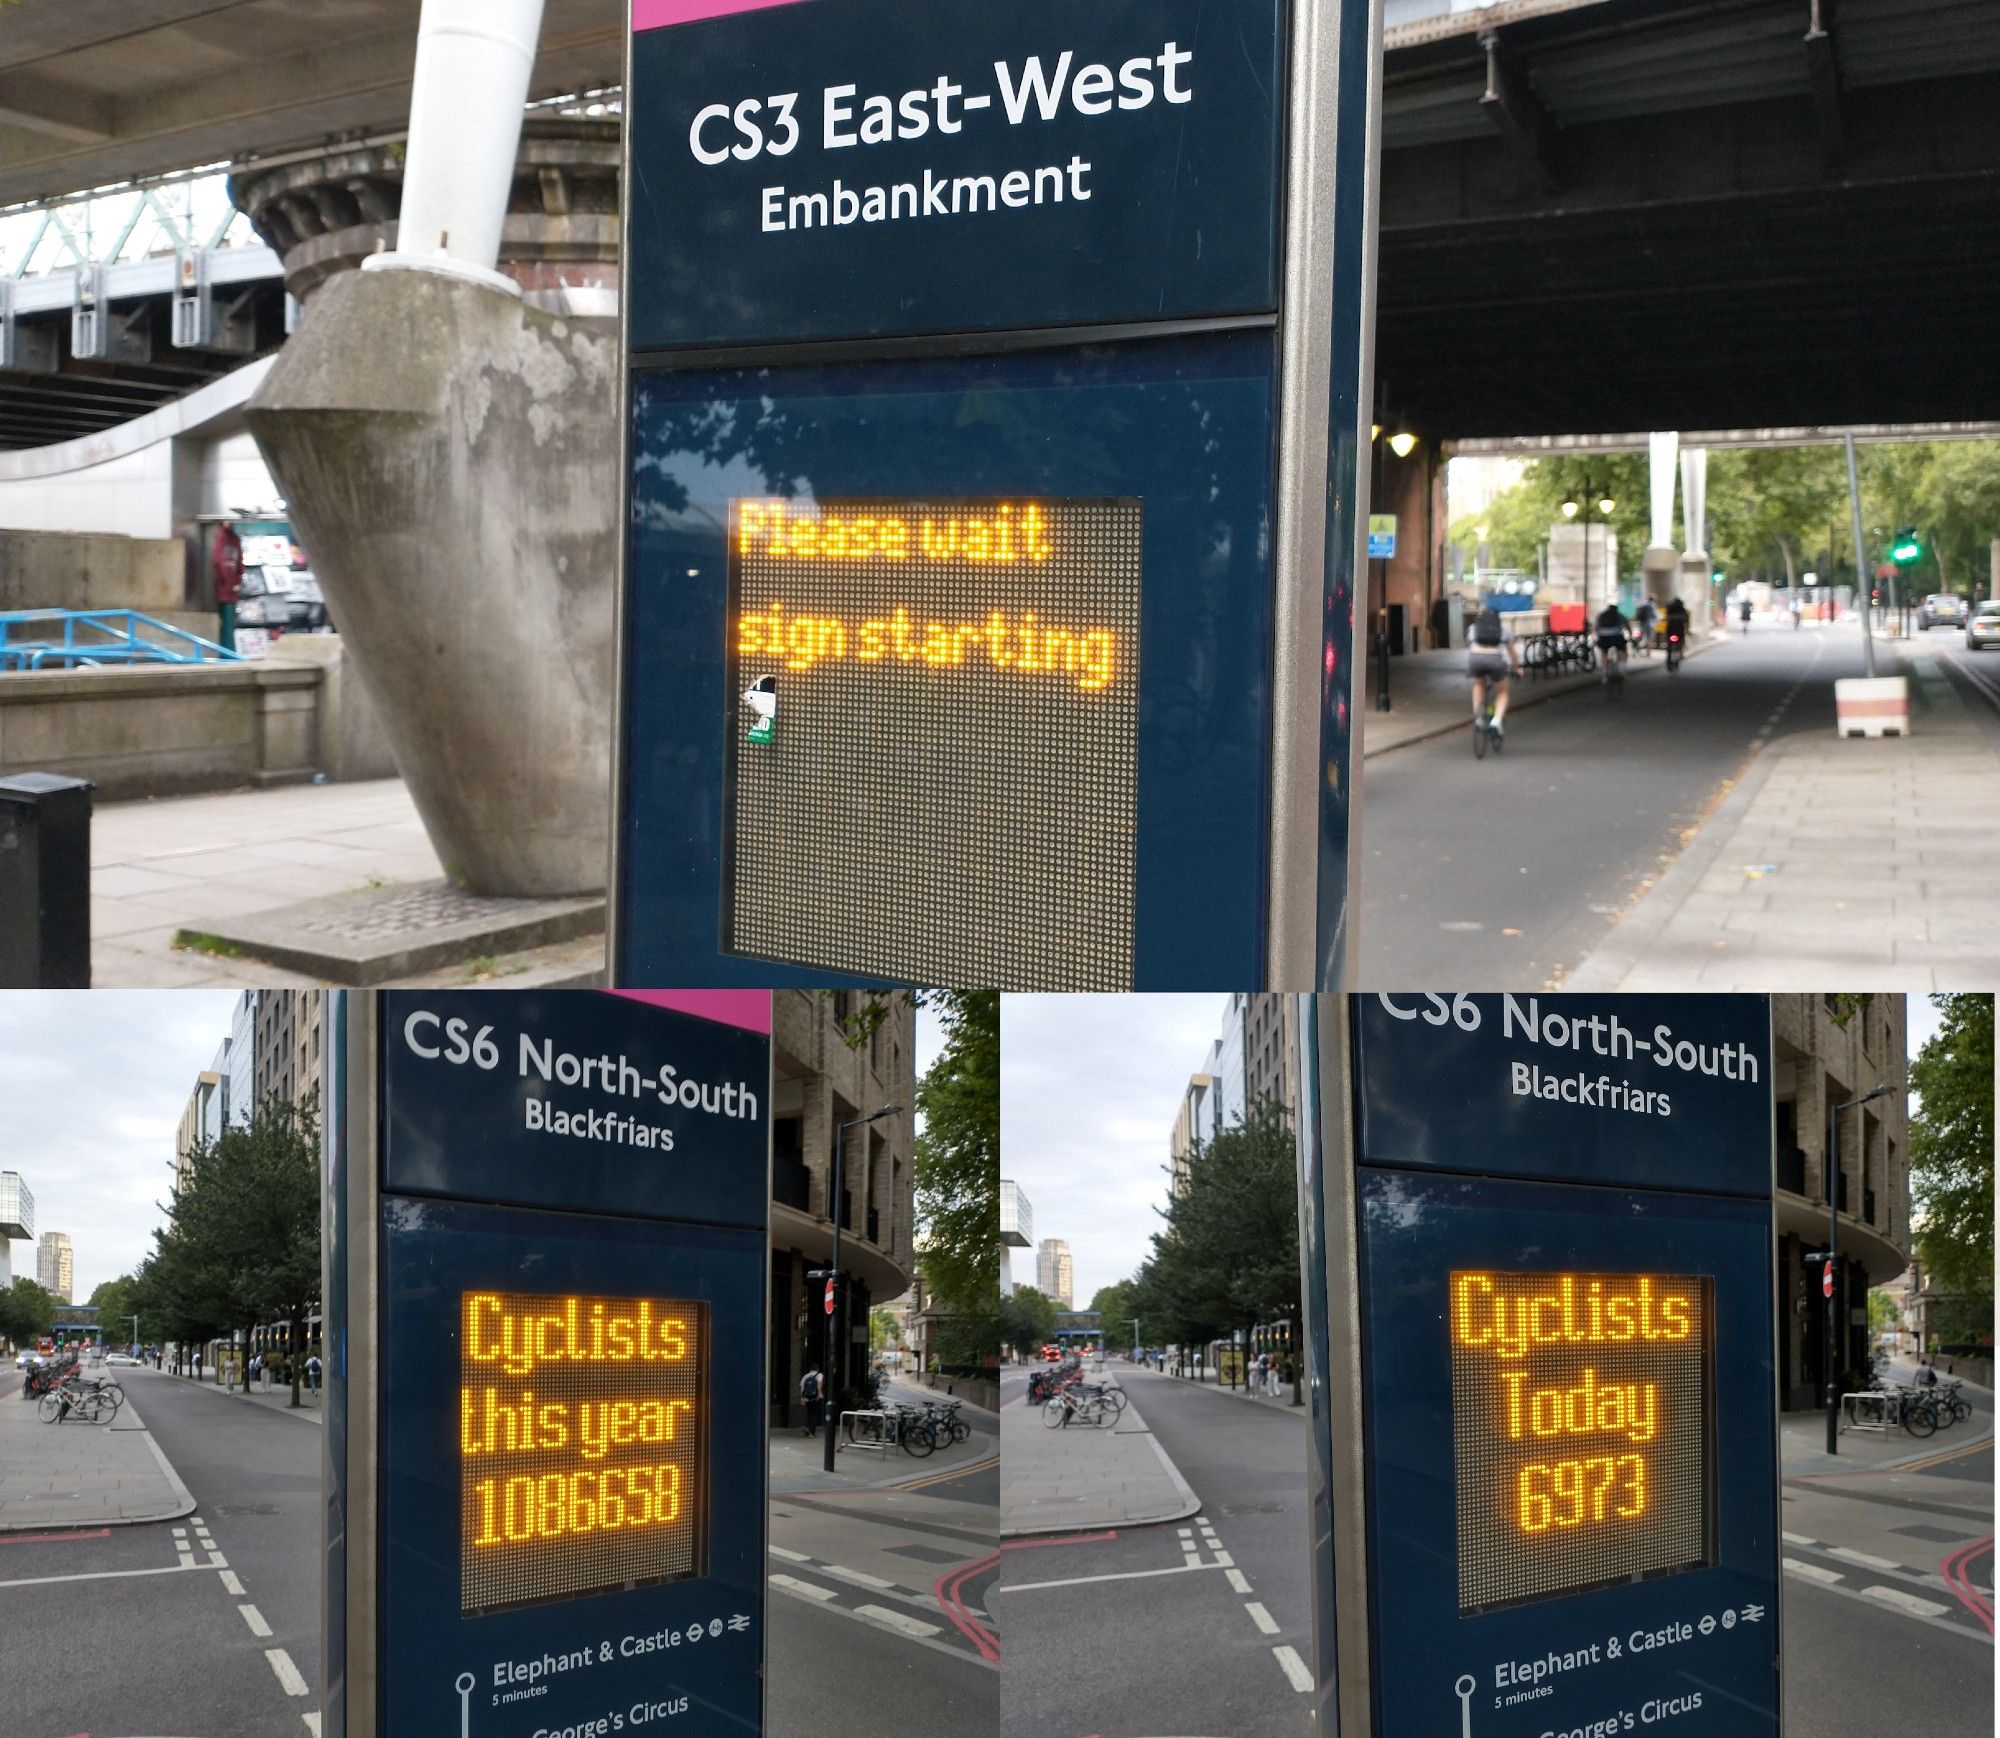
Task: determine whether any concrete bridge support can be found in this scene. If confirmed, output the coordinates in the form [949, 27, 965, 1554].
[245, 268, 616, 896]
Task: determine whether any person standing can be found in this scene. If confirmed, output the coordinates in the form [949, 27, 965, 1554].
[801, 1364, 824, 1437]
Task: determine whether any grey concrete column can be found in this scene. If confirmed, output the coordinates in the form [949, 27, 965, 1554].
[246, 267, 616, 896]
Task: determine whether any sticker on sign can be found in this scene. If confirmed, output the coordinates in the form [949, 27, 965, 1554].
[634, 0, 808, 29]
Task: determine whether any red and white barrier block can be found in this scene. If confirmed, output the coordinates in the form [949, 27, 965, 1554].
[1834, 676, 1910, 739]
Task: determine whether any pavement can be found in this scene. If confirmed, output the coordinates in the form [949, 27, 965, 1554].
[0, 1364, 320, 1737]
[999, 1363, 1201, 1536]
[160, 1362, 325, 1424]
[0, 1364, 195, 1530]
[770, 1375, 995, 1494]
[1358, 616, 2000, 987]
[999, 1361, 1314, 1738]
[1569, 631, 2000, 989]
[87, 776, 607, 986]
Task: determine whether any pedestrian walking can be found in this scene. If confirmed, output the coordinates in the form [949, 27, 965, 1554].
[801, 1364, 825, 1437]
[306, 1353, 322, 1398]
[1255, 1350, 1269, 1395]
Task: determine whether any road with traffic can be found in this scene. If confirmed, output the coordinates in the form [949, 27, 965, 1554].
[1360, 620, 2000, 986]
[999, 1362, 1312, 1738]
[0, 1364, 321, 1737]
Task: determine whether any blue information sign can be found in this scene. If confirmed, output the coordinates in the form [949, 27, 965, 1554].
[613, 0, 1377, 991]
[335, 992, 773, 1738]
[1301, 994, 1782, 1738]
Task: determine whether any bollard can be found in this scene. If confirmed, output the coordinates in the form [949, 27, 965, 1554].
[0, 773, 93, 987]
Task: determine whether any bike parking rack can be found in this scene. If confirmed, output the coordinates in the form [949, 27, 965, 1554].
[837, 1408, 895, 1453]
[1840, 1390, 1895, 1433]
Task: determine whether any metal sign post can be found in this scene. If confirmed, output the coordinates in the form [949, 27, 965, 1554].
[1297, 994, 1783, 1738]
[325, 990, 774, 1738]
[610, 0, 1382, 991]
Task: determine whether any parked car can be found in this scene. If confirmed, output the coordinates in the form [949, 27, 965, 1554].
[1919, 592, 1968, 630]
[104, 1353, 141, 1368]
[1967, 600, 2000, 651]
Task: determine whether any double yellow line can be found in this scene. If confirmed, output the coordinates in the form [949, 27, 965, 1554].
[892, 1452, 998, 1493]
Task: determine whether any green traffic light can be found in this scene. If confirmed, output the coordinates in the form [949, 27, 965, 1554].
[1891, 527, 1922, 564]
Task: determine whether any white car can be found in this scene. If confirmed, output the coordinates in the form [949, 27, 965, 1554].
[104, 1353, 141, 1368]
[12, 1351, 33, 1370]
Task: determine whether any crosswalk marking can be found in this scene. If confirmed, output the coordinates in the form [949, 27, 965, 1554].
[855, 1603, 943, 1639]
[1784, 1558, 1845, 1585]
[266, 1648, 309, 1697]
[1858, 1585, 1951, 1620]
[1273, 1644, 1314, 1692]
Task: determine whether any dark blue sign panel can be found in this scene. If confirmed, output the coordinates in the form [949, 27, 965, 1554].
[1342, 994, 1780, 1738]
[615, 336, 1278, 990]
[382, 992, 769, 1226]
[376, 992, 770, 1738]
[1355, 995, 1773, 1196]
[627, 0, 1283, 348]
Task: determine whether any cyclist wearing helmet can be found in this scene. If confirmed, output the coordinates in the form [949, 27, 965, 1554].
[1595, 600, 1630, 677]
[1633, 596, 1657, 649]
[1663, 595, 1690, 639]
[1466, 603, 1519, 737]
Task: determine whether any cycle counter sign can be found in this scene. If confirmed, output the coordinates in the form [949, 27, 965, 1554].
[327, 991, 772, 1738]
[613, 0, 1377, 990]
[1297, 995, 1780, 1738]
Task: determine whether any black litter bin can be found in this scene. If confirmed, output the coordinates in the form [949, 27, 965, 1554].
[0, 773, 94, 987]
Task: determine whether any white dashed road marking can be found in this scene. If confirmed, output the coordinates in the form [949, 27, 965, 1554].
[1784, 1558, 1845, 1585]
[267, 1648, 310, 1697]
[1858, 1585, 1951, 1620]
[855, 1603, 944, 1639]
[1273, 1644, 1314, 1692]
[770, 1573, 840, 1602]
[1246, 1602, 1280, 1635]
[239, 1604, 273, 1638]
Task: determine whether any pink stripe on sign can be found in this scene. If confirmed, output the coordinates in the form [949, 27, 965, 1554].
[634, 0, 809, 28]
[611, 989, 774, 1034]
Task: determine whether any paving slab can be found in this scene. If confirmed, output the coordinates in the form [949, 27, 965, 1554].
[0, 1379, 195, 1532]
[1000, 1373, 1199, 1537]
[172, 877, 605, 984]
[1569, 640, 2000, 991]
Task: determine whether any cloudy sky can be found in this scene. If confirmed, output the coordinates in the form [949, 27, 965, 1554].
[0, 991, 240, 1301]
[1003, 994, 1948, 1312]
[1002, 994, 1226, 1307]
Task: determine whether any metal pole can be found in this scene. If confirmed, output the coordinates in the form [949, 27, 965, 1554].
[1824, 1096, 1840, 1456]
[822, 1119, 844, 1476]
[1844, 434, 1876, 678]
[1129, 1317, 1141, 1360]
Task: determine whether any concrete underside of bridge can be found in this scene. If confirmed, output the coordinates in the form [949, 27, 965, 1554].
[1378, 0, 2000, 438]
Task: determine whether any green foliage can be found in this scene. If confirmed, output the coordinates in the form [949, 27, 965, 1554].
[1866, 1288, 1899, 1335]
[0, 1277, 57, 1348]
[1000, 1283, 1057, 1353]
[1909, 996, 1994, 1340]
[135, 1094, 322, 1405]
[1089, 1280, 1140, 1352]
[914, 990, 999, 1368]
[869, 1307, 900, 1354]
[89, 1274, 148, 1349]
[1127, 1101, 1300, 1376]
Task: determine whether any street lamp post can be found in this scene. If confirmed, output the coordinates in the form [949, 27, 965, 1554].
[824, 1103, 902, 1475]
[1128, 1317, 1141, 1362]
[1823, 1083, 1893, 1456]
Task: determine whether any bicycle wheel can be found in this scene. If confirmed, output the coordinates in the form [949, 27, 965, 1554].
[1902, 1400, 1938, 1437]
[1099, 1390, 1129, 1415]
[901, 1420, 938, 1457]
[1952, 1399, 1973, 1422]
[1473, 715, 1488, 760]
[37, 1393, 64, 1424]
[96, 1384, 123, 1412]
[1041, 1397, 1070, 1429]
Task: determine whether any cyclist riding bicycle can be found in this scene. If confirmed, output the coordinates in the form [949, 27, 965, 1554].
[1633, 597, 1657, 648]
[1595, 601, 1630, 675]
[1466, 604, 1519, 739]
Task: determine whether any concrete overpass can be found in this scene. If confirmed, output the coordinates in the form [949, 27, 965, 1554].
[1377, 0, 2000, 437]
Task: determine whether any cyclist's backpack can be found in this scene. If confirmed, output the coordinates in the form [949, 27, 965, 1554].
[802, 1371, 819, 1400]
[1473, 606, 1502, 646]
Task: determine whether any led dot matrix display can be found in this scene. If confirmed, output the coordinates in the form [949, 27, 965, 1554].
[725, 496, 1141, 990]
[459, 1292, 708, 1615]
[1449, 1271, 1714, 1613]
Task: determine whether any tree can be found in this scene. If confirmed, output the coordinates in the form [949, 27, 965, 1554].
[1129, 1100, 1303, 1402]
[89, 1274, 146, 1351]
[869, 1308, 900, 1356]
[1908, 995, 1994, 1348]
[0, 1277, 56, 1350]
[144, 1095, 322, 1407]
[1089, 1280, 1139, 1353]
[913, 990, 999, 1369]
[1000, 1284, 1057, 1356]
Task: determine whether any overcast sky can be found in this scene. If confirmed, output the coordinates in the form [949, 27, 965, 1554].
[1003, 994, 1949, 1311]
[0, 991, 240, 1301]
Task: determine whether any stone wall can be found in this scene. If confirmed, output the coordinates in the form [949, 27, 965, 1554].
[0, 531, 184, 615]
[0, 639, 396, 799]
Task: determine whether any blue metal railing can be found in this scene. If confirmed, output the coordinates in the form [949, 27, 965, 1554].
[0, 609, 242, 672]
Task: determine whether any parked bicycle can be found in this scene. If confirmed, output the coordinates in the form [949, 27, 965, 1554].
[39, 1378, 120, 1425]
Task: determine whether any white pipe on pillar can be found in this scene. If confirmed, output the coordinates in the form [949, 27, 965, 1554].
[1681, 448, 1708, 557]
[1648, 431, 1679, 549]
[363, 0, 546, 295]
